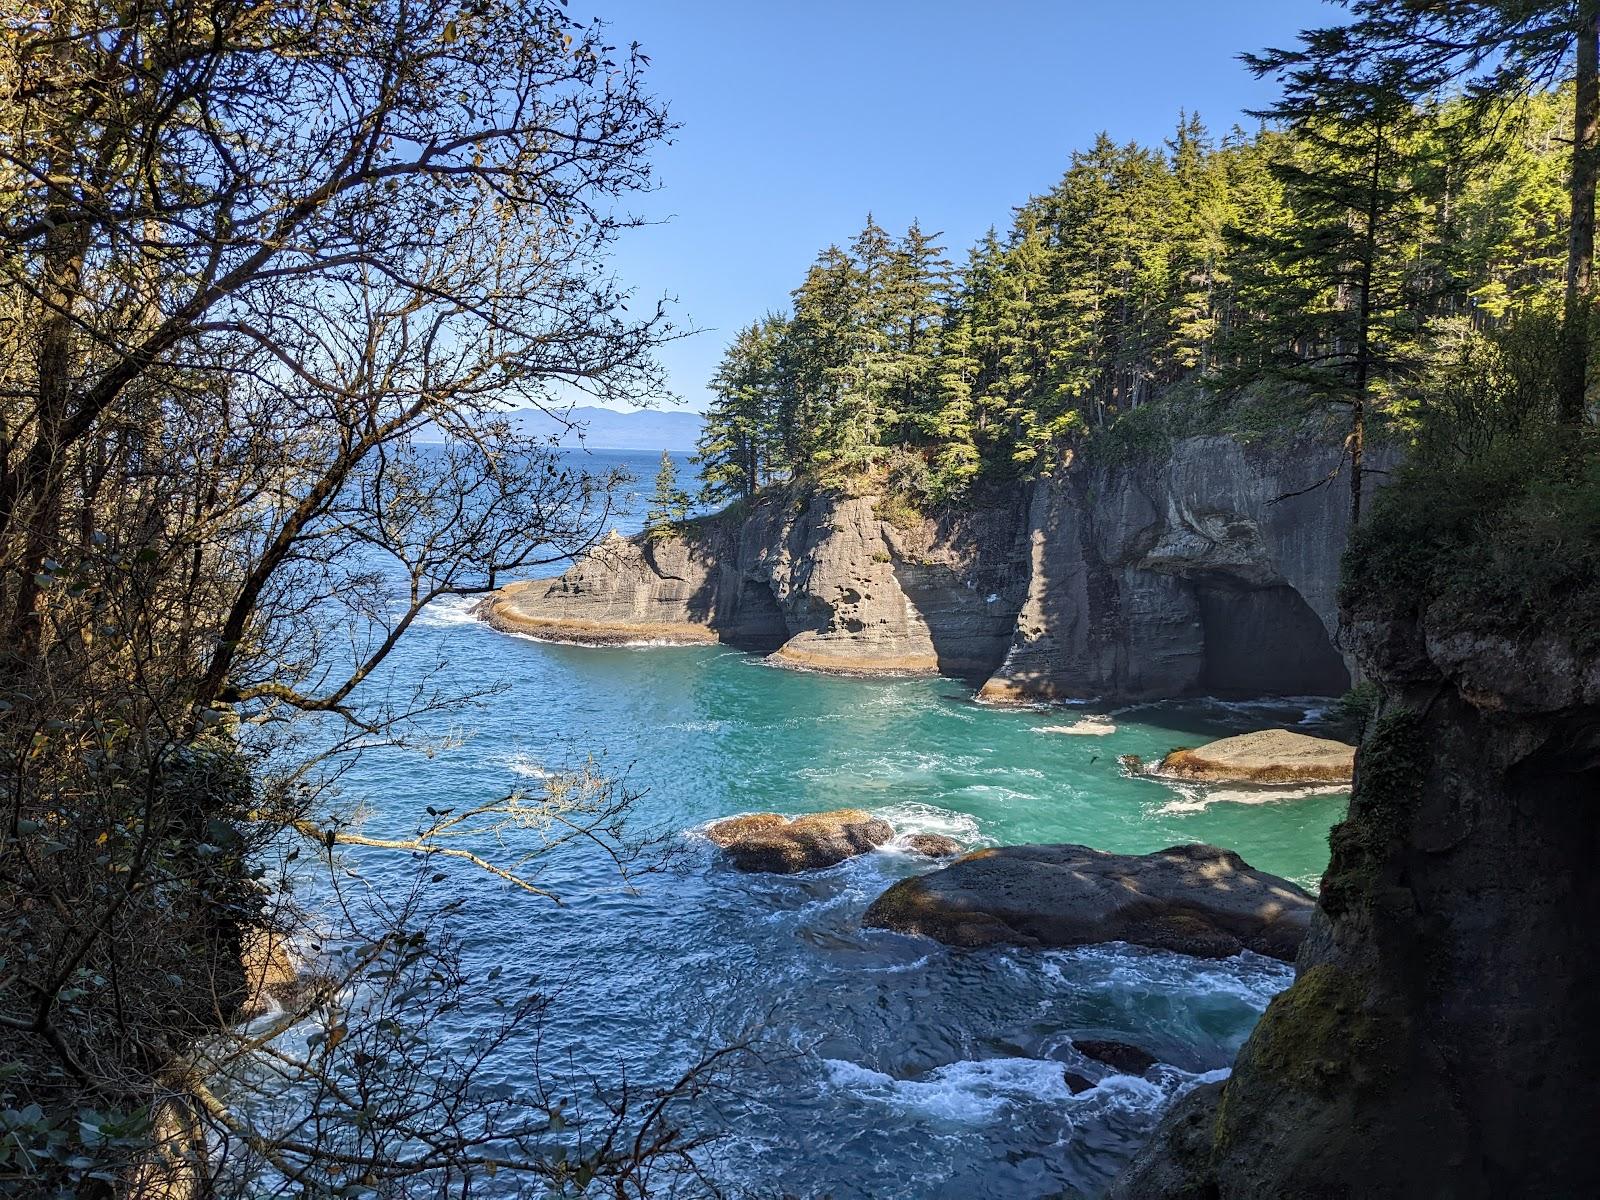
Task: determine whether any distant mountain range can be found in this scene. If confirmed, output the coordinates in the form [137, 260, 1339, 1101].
[416, 406, 703, 452]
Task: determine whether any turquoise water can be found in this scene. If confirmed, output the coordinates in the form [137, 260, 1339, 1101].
[325, 450, 1348, 1198]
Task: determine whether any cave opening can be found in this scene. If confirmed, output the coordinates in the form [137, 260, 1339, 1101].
[720, 576, 790, 653]
[1195, 579, 1350, 696]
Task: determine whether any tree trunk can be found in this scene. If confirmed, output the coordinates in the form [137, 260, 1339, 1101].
[5, 14, 85, 661]
[1349, 120, 1385, 529]
[1560, 0, 1600, 425]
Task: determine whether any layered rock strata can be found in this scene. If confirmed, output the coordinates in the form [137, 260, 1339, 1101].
[478, 435, 1372, 699]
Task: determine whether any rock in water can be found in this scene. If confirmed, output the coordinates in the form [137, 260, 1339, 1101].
[863, 843, 1313, 961]
[706, 809, 893, 873]
[1155, 728, 1354, 784]
[1075, 1040, 1159, 1075]
[902, 833, 963, 857]
[1062, 1070, 1097, 1096]
[702, 812, 788, 847]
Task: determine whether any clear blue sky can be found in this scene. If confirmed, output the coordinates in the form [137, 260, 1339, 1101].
[575, 1, 1338, 413]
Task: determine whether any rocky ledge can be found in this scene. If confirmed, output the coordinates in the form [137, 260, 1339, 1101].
[1147, 728, 1355, 785]
[862, 843, 1314, 961]
[476, 434, 1375, 701]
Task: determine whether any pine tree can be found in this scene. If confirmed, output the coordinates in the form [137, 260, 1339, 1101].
[646, 451, 690, 539]
[1245, 1, 1600, 421]
[698, 315, 787, 503]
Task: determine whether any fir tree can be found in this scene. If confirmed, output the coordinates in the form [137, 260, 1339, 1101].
[1229, 58, 1428, 525]
[698, 315, 787, 503]
[1245, 1, 1600, 421]
[646, 451, 691, 539]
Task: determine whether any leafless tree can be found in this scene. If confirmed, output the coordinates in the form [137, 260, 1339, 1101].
[0, 1, 740, 1194]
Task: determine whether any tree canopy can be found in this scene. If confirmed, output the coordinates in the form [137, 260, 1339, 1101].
[702, 93, 1578, 510]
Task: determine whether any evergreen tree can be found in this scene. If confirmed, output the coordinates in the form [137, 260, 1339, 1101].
[1245, 1, 1600, 421]
[698, 315, 787, 503]
[927, 234, 1002, 495]
[883, 221, 952, 441]
[646, 451, 690, 539]
[787, 244, 860, 467]
[697, 96, 1576, 509]
[1227, 63, 1428, 525]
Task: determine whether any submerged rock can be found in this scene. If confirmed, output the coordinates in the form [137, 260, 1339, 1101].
[707, 809, 893, 873]
[902, 833, 964, 857]
[1062, 1070, 1097, 1095]
[1076, 1040, 1159, 1076]
[863, 843, 1313, 961]
[1154, 728, 1354, 785]
[1039, 717, 1118, 736]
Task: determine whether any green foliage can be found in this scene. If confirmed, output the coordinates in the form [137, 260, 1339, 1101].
[1342, 317, 1600, 648]
[696, 315, 788, 503]
[704, 92, 1575, 510]
[1325, 682, 1381, 743]
[645, 452, 691, 540]
[874, 448, 935, 529]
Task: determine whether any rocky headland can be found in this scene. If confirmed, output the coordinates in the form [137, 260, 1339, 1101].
[1110, 565, 1600, 1196]
[476, 434, 1368, 700]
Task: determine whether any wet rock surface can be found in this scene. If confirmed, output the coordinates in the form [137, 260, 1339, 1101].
[1076, 1040, 1159, 1075]
[901, 833, 964, 857]
[862, 843, 1314, 960]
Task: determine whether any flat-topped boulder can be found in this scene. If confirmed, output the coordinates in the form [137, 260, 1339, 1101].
[1154, 728, 1355, 784]
[706, 809, 894, 873]
[863, 843, 1314, 961]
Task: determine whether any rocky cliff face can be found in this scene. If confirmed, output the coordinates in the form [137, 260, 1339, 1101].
[978, 434, 1356, 701]
[477, 434, 1365, 698]
[1110, 604, 1600, 1197]
[478, 487, 1030, 680]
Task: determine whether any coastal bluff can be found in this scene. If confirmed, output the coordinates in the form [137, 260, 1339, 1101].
[477, 434, 1364, 700]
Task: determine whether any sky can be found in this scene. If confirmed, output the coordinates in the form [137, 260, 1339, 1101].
[572, 0, 1339, 413]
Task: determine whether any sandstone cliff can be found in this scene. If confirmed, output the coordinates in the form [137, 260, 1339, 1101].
[477, 487, 1029, 679]
[477, 434, 1367, 698]
[1109, 585, 1600, 1196]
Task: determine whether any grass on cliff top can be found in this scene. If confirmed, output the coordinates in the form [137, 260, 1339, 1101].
[1342, 420, 1600, 650]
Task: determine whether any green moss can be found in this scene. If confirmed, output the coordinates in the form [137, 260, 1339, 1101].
[1215, 957, 1406, 1160]
[873, 491, 926, 530]
[1319, 705, 1426, 922]
[1245, 966, 1368, 1087]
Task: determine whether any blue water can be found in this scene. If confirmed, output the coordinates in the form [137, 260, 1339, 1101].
[312, 449, 1347, 1198]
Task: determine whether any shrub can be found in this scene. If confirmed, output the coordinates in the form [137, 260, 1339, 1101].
[1342, 318, 1600, 650]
